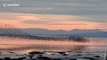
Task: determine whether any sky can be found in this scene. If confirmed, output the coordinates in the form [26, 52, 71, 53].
[0, 0, 107, 31]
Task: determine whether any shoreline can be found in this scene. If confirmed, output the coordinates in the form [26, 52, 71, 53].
[0, 51, 106, 60]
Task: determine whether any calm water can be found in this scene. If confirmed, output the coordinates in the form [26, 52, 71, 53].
[0, 37, 107, 54]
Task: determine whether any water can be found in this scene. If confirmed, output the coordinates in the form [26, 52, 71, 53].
[0, 37, 107, 54]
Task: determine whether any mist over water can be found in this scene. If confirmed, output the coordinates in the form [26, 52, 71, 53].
[0, 36, 107, 54]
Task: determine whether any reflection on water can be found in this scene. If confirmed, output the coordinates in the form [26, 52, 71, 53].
[0, 44, 85, 54]
[0, 37, 107, 54]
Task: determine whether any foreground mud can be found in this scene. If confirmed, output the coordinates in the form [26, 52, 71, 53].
[0, 51, 106, 60]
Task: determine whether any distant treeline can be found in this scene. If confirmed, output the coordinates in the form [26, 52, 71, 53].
[0, 28, 88, 42]
[0, 34, 88, 42]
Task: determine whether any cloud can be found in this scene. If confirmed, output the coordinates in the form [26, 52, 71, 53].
[0, 12, 100, 30]
[23, 20, 51, 24]
[0, 0, 107, 15]
[0, 0, 107, 23]
[23, 20, 88, 25]
[22, 14, 88, 25]
[78, 15, 107, 23]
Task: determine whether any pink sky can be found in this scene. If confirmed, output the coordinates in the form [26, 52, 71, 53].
[0, 12, 106, 31]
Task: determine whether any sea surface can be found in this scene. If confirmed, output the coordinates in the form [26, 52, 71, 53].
[0, 37, 107, 54]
